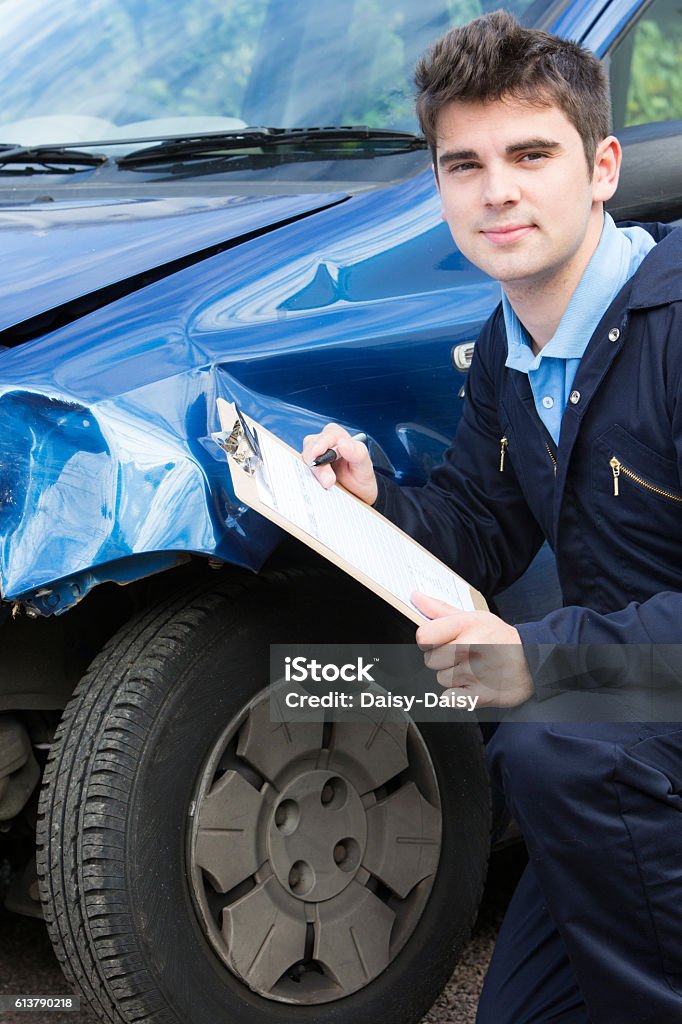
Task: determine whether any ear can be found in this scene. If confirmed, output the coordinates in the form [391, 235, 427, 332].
[591, 135, 622, 203]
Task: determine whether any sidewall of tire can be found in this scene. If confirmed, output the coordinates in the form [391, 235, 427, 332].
[72, 576, 491, 1023]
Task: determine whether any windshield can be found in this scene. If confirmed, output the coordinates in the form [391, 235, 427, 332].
[0, 0, 559, 150]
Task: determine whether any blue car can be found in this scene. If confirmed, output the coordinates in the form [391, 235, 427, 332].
[0, 1, 680, 1021]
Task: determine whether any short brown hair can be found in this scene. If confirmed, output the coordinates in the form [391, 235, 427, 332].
[415, 10, 610, 170]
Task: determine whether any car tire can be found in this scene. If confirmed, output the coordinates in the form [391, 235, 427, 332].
[37, 568, 490, 1024]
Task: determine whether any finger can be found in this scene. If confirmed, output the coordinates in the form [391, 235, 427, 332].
[302, 424, 347, 463]
[411, 591, 459, 620]
[438, 683, 496, 708]
[334, 435, 369, 465]
[436, 666, 458, 687]
[416, 612, 474, 650]
[424, 645, 457, 671]
[423, 642, 472, 672]
[436, 669, 469, 689]
[310, 463, 338, 488]
[302, 425, 349, 488]
[452, 641, 471, 668]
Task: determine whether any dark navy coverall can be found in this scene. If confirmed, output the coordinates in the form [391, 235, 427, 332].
[374, 226, 682, 1023]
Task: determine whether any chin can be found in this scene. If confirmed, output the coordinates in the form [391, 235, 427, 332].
[480, 259, 540, 284]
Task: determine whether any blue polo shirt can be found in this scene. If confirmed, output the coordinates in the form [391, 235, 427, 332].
[502, 213, 656, 444]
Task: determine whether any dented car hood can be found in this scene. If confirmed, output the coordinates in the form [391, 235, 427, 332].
[0, 173, 493, 615]
[0, 193, 346, 336]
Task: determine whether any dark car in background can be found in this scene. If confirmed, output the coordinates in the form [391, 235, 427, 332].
[0, 1, 680, 1022]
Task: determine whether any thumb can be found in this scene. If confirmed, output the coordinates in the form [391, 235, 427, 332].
[411, 591, 459, 620]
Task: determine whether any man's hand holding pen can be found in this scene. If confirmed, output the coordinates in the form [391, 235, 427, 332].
[302, 424, 379, 505]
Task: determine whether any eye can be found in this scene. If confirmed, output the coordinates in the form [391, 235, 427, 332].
[448, 161, 479, 174]
[519, 151, 547, 163]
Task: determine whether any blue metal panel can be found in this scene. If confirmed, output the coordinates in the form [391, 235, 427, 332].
[0, 170, 498, 608]
[581, 0, 647, 53]
[0, 194, 345, 334]
[18, 552, 190, 617]
[550, 0, 645, 52]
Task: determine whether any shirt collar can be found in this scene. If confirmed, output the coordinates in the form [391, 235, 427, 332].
[503, 213, 656, 371]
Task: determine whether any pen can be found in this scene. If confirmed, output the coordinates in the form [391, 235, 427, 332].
[311, 433, 368, 467]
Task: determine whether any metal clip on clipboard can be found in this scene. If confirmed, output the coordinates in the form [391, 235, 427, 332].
[212, 405, 263, 476]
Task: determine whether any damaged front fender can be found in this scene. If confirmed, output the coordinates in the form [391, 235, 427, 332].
[0, 375, 285, 612]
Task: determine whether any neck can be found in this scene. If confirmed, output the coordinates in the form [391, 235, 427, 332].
[503, 209, 605, 352]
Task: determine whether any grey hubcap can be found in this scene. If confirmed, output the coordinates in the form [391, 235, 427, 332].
[268, 771, 367, 901]
[188, 688, 442, 1004]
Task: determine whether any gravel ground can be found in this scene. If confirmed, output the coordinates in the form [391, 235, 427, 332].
[0, 847, 525, 1024]
[424, 844, 526, 1023]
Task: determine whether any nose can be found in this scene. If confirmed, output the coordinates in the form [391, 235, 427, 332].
[481, 165, 521, 207]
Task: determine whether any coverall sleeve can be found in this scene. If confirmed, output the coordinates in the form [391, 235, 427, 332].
[516, 597, 682, 703]
[517, 592, 682, 646]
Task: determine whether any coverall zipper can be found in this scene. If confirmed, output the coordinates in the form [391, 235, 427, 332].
[609, 456, 682, 502]
[545, 443, 557, 478]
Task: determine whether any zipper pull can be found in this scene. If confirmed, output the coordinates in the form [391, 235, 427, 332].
[499, 436, 508, 472]
[610, 456, 621, 496]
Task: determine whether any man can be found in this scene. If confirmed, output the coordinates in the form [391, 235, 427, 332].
[303, 11, 682, 1024]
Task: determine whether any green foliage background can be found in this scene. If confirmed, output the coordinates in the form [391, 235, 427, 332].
[618, 1, 682, 127]
[1, 0, 545, 131]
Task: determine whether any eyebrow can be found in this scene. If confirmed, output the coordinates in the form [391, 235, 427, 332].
[507, 137, 561, 154]
[438, 138, 561, 168]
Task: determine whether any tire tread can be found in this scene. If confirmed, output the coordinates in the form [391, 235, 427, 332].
[37, 573, 291, 1022]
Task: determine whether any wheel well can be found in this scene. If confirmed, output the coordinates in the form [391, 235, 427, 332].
[0, 557, 272, 716]
[0, 538, 371, 717]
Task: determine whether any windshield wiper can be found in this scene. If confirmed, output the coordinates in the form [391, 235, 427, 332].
[0, 127, 426, 175]
[116, 126, 426, 168]
[0, 144, 108, 173]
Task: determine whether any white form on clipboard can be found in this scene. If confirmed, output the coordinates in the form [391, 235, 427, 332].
[215, 399, 487, 624]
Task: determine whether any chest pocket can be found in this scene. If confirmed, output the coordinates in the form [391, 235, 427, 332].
[592, 424, 682, 507]
[590, 424, 682, 594]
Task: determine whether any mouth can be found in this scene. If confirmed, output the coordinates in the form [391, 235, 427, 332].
[480, 224, 536, 246]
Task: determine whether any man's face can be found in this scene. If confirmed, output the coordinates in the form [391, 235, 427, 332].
[434, 97, 609, 293]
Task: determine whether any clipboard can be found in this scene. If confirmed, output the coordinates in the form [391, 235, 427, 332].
[215, 398, 487, 624]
